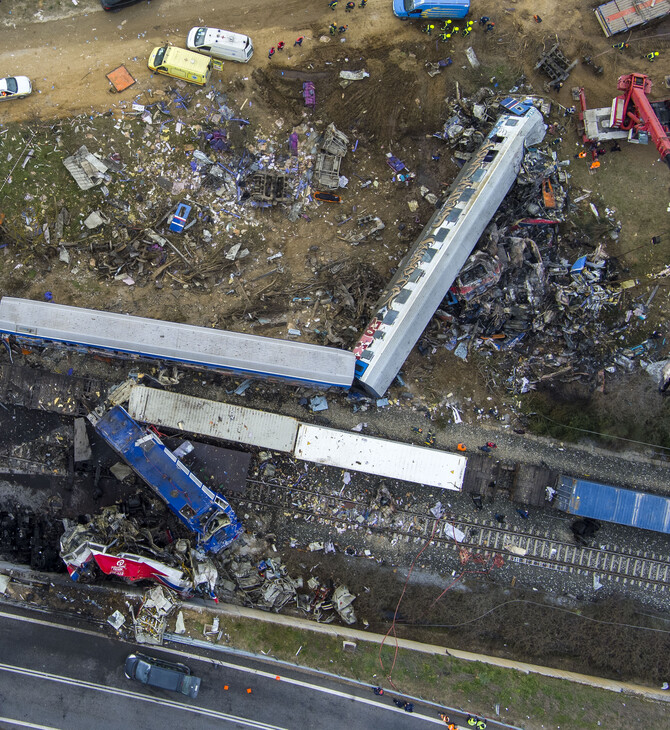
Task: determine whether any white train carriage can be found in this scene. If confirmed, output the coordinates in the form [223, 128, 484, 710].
[0, 297, 355, 389]
[353, 108, 547, 398]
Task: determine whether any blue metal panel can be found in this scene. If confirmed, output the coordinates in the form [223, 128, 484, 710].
[393, 0, 470, 19]
[558, 476, 670, 534]
[93, 406, 242, 553]
[169, 203, 191, 233]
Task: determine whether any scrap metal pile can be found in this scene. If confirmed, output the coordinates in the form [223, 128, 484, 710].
[225, 553, 356, 624]
[425, 88, 658, 392]
[0, 505, 63, 572]
[58, 500, 359, 625]
[10, 89, 354, 292]
[59, 502, 220, 598]
[429, 152, 647, 391]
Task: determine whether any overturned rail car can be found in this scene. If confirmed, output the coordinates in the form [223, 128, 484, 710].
[595, 0, 670, 37]
[0, 297, 355, 389]
[352, 108, 546, 398]
[90, 405, 242, 553]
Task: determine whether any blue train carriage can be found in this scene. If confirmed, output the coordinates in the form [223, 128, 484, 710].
[556, 476, 670, 535]
[90, 405, 242, 553]
[393, 1, 470, 20]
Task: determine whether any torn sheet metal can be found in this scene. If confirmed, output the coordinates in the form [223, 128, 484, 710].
[62, 145, 109, 190]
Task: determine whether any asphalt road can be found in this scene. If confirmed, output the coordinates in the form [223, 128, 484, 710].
[0, 606, 450, 730]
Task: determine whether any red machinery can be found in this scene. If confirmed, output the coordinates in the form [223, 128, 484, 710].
[612, 73, 670, 168]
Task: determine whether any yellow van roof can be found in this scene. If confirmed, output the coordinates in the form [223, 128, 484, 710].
[162, 46, 211, 73]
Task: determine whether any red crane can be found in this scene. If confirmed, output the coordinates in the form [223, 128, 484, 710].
[613, 73, 670, 168]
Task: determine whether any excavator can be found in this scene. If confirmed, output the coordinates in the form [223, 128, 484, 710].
[610, 73, 670, 169]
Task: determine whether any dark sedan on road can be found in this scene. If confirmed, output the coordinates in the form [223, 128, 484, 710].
[124, 653, 201, 698]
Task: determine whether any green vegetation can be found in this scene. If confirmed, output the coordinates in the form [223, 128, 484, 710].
[525, 389, 670, 451]
[181, 610, 669, 729]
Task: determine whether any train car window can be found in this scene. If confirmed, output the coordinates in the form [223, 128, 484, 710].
[435, 227, 450, 242]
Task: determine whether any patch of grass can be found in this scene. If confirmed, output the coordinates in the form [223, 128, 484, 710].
[178, 610, 669, 729]
[524, 387, 670, 450]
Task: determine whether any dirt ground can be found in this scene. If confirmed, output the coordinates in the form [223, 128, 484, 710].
[1, 1, 670, 438]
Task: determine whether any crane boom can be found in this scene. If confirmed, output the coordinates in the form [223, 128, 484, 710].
[616, 73, 670, 168]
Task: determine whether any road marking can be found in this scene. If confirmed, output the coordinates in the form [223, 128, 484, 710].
[0, 662, 286, 730]
[0, 609, 445, 725]
[173, 649, 446, 724]
[0, 610, 105, 639]
[0, 718, 59, 730]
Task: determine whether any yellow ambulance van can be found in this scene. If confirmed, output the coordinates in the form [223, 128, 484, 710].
[147, 46, 212, 86]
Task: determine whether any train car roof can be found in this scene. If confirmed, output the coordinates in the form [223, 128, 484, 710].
[0, 297, 355, 388]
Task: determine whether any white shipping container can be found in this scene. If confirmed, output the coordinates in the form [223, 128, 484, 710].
[294, 424, 466, 490]
[128, 386, 299, 453]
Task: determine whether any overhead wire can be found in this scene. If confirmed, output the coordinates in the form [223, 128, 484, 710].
[378, 521, 438, 691]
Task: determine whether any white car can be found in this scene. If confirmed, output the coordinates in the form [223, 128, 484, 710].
[0, 76, 32, 101]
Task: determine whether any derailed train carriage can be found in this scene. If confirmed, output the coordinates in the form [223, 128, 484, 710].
[0, 297, 355, 389]
[351, 108, 547, 398]
[555, 476, 670, 535]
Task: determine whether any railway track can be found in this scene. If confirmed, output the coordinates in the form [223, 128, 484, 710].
[232, 479, 670, 593]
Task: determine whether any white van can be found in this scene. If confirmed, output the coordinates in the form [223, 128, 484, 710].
[186, 27, 253, 63]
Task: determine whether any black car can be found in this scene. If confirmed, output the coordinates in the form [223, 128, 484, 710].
[100, 0, 147, 10]
[124, 653, 201, 698]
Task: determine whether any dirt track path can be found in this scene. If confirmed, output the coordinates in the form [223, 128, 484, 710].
[0, 0, 396, 123]
[2, 0, 668, 125]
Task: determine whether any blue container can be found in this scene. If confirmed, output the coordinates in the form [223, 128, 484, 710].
[393, 0, 470, 19]
[169, 202, 192, 233]
[556, 476, 670, 534]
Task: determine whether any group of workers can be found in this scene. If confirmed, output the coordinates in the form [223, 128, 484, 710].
[438, 712, 487, 728]
[425, 15, 495, 39]
[268, 36, 307, 58]
[612, 41, 660, 61]
[373, 687, 489, 727]
[329, 23, 349, 35]
[328, 0, 367, 8]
